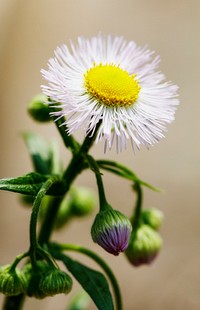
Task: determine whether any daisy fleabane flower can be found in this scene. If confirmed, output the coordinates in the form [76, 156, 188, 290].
[41, 34, 179, 152]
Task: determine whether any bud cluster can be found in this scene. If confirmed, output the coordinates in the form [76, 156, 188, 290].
[23, 261, 72, 299]
[125, 208, 163, 266]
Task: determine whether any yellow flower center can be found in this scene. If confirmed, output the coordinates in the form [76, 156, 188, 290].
[84, 64, 141, 107]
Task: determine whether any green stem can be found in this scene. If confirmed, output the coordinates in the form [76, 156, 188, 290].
[50, 243, 122, 310]
[131, 182, 143, 229]
[38, 196, 62, 245]
[36, 245, 59, 269]
[9, 252, 29, 272]
[29, 175, 61, 262]
[86, 155, 108, 209]
[3, 295, 25, 310]
[49, 105, 80, 153]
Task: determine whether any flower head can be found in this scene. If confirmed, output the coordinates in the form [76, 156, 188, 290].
[42, 35, 179, 152]
[125, 224, 162, 266]
[91, 208, 132, 256]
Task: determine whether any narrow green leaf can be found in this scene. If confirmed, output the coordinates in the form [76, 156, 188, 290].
[97, 160, 162, 192]
[0, 172, 49, 196]
[55, 253, 114, 310]
[138, 180, 163, 192]
[23, 132, 52, 174]
[49, 141, 63, 175]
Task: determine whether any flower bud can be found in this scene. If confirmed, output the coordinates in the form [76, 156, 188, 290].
[23, 261, 52, 299]
[125, 224, 162, 266]
[0, 265, 27, 296]
[28, 94, 51, 122]
[70, 187, 96, 217]
[39, 269, 73, 296]
[142, 208, 163, 231]
[54, 195, 72, 229]
[91, 207, 132, 256]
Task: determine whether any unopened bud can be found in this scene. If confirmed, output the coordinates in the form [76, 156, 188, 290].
[91, 207, 132, 256]
[142, 208, 163, 231]
[28, 94, 51, 122]
[23, 261, 52, 299]
[125, 224, 162, 266]
[39, 269, 73, 296]
[54, 195, 72, 229]
[70, 187, 96, 217]
[0, 265, 27, 296]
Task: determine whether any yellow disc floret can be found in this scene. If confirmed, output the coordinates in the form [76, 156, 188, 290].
[84, 64, 141, 107]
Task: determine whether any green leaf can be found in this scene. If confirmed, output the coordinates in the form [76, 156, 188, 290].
[55, 253, 114, 310]
[97, 160, 162, 192]
[23, 132, 63, 175]
[49, 141, 63, 175]
[0, 172, 66, 196]
[0, 172, 49, 196]
[23, 132, 52, 174]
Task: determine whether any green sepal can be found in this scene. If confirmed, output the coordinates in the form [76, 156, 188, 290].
[53, 252, 114, 310]
[0, 172, 66, 196]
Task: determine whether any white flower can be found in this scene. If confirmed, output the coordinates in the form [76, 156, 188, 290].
[41, 35, 179, 152]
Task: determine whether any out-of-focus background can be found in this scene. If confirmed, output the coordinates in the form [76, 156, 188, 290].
[0, 0, 200, 309]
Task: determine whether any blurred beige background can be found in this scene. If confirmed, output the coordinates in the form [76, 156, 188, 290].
[0, 0, 200, 309]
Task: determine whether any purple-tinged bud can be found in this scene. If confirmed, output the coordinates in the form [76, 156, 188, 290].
[91, 208, 132, 256]
[125, 224, 162, 266]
